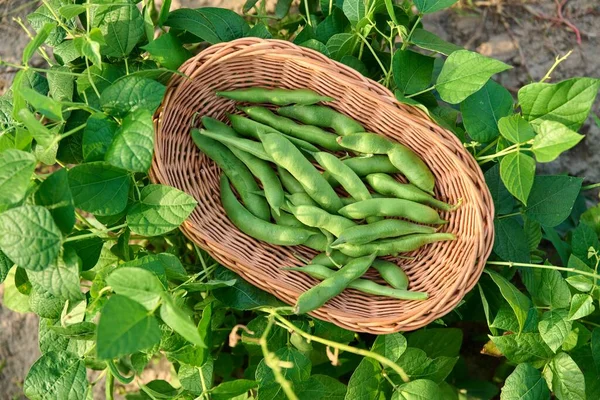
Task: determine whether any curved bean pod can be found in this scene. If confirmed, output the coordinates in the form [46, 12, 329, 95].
[310, 251, 351, 268]
[331, 219, 437, 247]
[324, 156, 400, 187]
[286, 193, 318, 207]
[338, 198, 446, 224]
[371, 260, 409, 290]
[278, 167, 305, 194]
[197, 129, 272, 161]
[314, 152, 371, 201]
[288, 204, 356, 237]
[336, 233, 456, 257]
[277, 105, 364, 136]
[216, 88, 333, 105]
[335, 132, 394, 154]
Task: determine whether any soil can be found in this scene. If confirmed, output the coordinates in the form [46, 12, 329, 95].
[0, 0, 598, 398]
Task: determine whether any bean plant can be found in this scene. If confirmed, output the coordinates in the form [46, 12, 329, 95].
[0, 0, 599, 399]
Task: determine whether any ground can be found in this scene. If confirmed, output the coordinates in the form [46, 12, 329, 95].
[0, 0, 598, 398]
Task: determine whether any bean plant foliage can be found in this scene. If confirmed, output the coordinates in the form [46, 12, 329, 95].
[0, 0, 599, 399]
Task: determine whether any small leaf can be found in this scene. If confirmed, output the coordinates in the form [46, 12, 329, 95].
[490, 333, 553, 366]
[0, 149, 36, 208]
[3, 267, 31, 313]
[20, 87, 63, 121]
[498, 115, 536, 144]
[461, 80, 513, 143]
[211, 380, 258, 400]
[521, 267, 571, 309]
[436, 50, 511, 104]
[160, 294, 206, 348]
[64, 232, 103, 271]
[105, 109, 154, 172]
[96, 295, 161, 359]
[47, 66, 74, 104]
[142, 33, 192, 71]
[538, 309, 572, 353]
[17, 109, 55, 148]
[410, 29, 462, 56]
[93, 1, 144, 58]
[164, 8, 250, 44]
[106, 267, 166, 310]
[68, 162, 131, 216]
[542, 352, 586, 400]
[500, 363, 550, 400]
[59, 4, 86, 19]
[532, 120, 584, 163]
[524, 175, 583, 227]
[371, 333, 407, 362]
[82, 113, 119, 162]
[568, 294, 595, 320]
[100, 76, 166, 117]
[0, 206, 61, 272]
[392, 379, 442, 400]
[35, 168, 75, 234]
[295, 375, 347, 400]
[393, 50, 435, 95]
[28, 247, 83, 302]
[23, 23, 55, 64]
[344, 357, 381, 400]
[73, 36, 102, 67]
[300, 39, 330, 56]
[493, 217, 530, 263]
[342, 0, 366, 26]
[499, 152, 535, 204]
[484, 164, 515, 215]
[414, 0, 459, 14]
[256, 347, 311, 398]
[486, 270, 531, 334]
[327, 33, 357, 61]
[126, 184, 197, 236]
[246, 23, 272, 39]
[212, 266, 284, 310]
[24, 351, 87, 400]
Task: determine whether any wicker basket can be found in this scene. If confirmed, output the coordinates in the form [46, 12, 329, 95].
[150, 38, 494, 334]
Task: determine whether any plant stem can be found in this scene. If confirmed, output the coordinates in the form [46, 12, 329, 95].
[405, 85, 435, 98]
[401, 14, 421, 50]
[303, 0, 312, 26]
[355, 30, 388, 77]
[497, 212, 521, 219]
[63, 223, 127, 242]
[105, 370, 114, 400]
[475, 138, 500, 157]
[487, 261, 600, 281]
[540, 50, 572, 83]
[475, 143, 523, 162]
[582, 182, 600, 190]
[272, 312, 411, 382]
[199, 364, 209, 399]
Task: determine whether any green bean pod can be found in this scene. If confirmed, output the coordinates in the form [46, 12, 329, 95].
[338, 198, 446, 224]
[286, 264, 427, 300]
[239, 106, 343, 151]
[277, 105, 364, 136]
[278, 167, 305, 194]
[286, 193, 318, 207]
[273, 211, 329, 252]
[220, 175, 316, 245]
[273, 210, 305, 228]
[324, 156, 400, 187]
[260, 133, 343, 214]
[197, 129, 272, 161]
[336, 233, 456, 257]
[371, 260, 408, 290]
[201, 116, 234, 134]
[228, 146, 285, 216]
[331, 219, 437, 247]
[309, 251, 351, 268]
[228, 114, 320, 153]
[303, 232, 329, 252]
[335, 132, 394, 154]
[314, 152, 371, 201]
[288, 204, 356, 237]
[366, 173, 456, 211]
[192, 131, 270, 221]
[294, 253, 377, 314]
[216, 88, 333, 106]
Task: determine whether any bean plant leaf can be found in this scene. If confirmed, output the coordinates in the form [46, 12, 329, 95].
[407, 328, 463, 358]
[485, 270, 531, 333]
[436, 50, 511, 104]
[531, 120, 584, 163]
[518, 77, 600, 131]
[211, 380, 259, 400]
[414, 0, 459, 14]
[500, 363, 550, 400]
[392, 379, 442, 400]
[213, 266, 284, 310]
[28, 247, 83, 302]
[165, 8, 249, 44]
[371, 333, 407, 362]
[0, 149, 36, 208]
[524, 175, 583, 227]
[246, 23, 273, 39]
[493, 218, 530, 263]
[100, 76, 166, 117]
[499, 152, 535, 205]
[105, 109, 154, 172]
[3, 267, 31, 313]
[410, 29, 462, 56]
[275, 0, 294, 19]
[571, 222, 600, 267]
[68, 162, 131, 216]
[344, 357, 382, 400]
[23, 351, 87, 400]
[295, 375, 347, 399]
[327, 33, 357, 61]
[592, 329, 600, 374]
[498, 115, 535, 144]
[0, 206, 61, 272]
[342, 0, 366, 26]
[106, 267, 166, 310]
[256, 347, 311, 397]
[82, 113, 119, 162]
[160, 294, 206, 348]
[92, 1, 144, 58]
[96, 295, 162, 359]
[126, 184, 197, 236]
[23, 22, 55, 64]
[520, 268, 571, 309]
[21, 87, 63, 121]
[543, 352, 586, 400]
[538, 309, 572, 353]
[568, 294, 595, 321]
[484, 164, 515, 215]
[461, 80, 513, 143]
[490, 333, 553, 366]
[35, 168, 75, 234]
[393, 50, 435, 95]
[141, 32, 192, 71]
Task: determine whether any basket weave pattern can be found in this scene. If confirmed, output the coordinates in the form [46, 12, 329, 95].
[151, 38, 494, 333]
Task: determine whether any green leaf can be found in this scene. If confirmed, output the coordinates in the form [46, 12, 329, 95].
[160, 294, 206, 348]
[100, 76, 166, 117]
[371, 333, 407, 362]
[3, 266, 31, 313]
[327, 33, 357, 61]
[531, 120, 584, 163]
[539, 309, 573, 353]
[82, 113, 119, 162]
[484, 164, 514, 215]
[21, 87, 63, 121]
[180, 279, 237, 292]
[0, 250, 11, 284]
[392, 379, 442, 400]
[500, 363, 550, 400]
[393, 50, 434, 95]
[523, 216, 542, 251]
[126, 184, 196, 236]
[592, 329, 600, 374]
[49, 321, 97, 340]
[410, 29, 462, 56]
[407, 328, 463, 358]
[30, 289, 65, 319]
[23, 22, 55, 64]
[312, 319, 355, 343]
[299, 40, 330, 56]
[0, 206, 61, 272]
[341, 55, 368, 76]
[568, 294, 595, 320]
[105, 109, 154, 172]
[59, 4, 86, 19]
[524, 175, 583, 227]
[106, 267, 166, 310]
[498, 115, 535, 144]
[499, 152, 535, 204]
[414, 0, 459, 14]
[68, 162, 131, 216]
[518, 77, 600, 131]
[0, 149, 36, 208]
[490, 333, 553, 366]
[211, 380, 258, 400]
[491, 303, 538, 333]
[397, 347, 432, 377]
[28, 247, 83, 302]
[571, 222, 600, 267]
[275, 0, 294, 18]
[344, 357, 382, 400]
[295, 375, 347, 400]
[178, 360, 213, 395]
[96, 295, 161, 359]
[165, 8, 250, 44]
[342, 0, 366, 25]
[142, 33, 192, 71]
[520, 268, 571, 309]
[315, 7, 349, 44]
[23, 351, 87, 400]
[47, 66, 74, 104]
[212, 266, 284, 310]
[256, 347, 311, 398]
[543, 352, 586, 400]
[461, 80, 513, 143]
[493, 217, 530, 263]
[436, 50, 511, 104]
[35, 169, 75, 234]
[63, 232, 103, 271]
[246, 23, 273, 39]
[92, 1, 144, 58]
[73, 36, 102, 67]
[485, 270, 531, 333]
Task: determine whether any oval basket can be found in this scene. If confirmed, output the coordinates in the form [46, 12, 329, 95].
[151, 38, 494, 334]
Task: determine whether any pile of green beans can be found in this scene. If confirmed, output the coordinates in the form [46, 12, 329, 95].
[191, 88, 460, 314]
